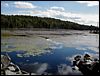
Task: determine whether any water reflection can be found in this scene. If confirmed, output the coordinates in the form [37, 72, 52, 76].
[1, 46, 98, 74]
[1, 31, 99, 74]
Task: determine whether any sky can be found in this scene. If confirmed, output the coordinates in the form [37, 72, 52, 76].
[1, 1, 99, 26]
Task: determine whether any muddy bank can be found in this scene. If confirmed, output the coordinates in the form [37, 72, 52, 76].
[1, 29, 89, 36]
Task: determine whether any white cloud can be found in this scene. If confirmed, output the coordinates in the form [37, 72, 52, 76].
[1, 2, 9, 7]
[57, 64, 82, 75]
[14, 1, 37, 8]
[1, 1, 99, 26]
[36, 63, 48, 75]
[87, 47, 99, 53]
[66, 54, 83, 64]
[76, 47, 87, 51]
[41, 9, 99, 26]
[8, 5, 99, 26]
[5, 3, 9, 7]
[50, 6, 65, 11]
[76, 1, 99, 7]
[19, 62, 48, 74]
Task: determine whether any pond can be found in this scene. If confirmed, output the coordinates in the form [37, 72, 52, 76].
[1, 30, 99, 75]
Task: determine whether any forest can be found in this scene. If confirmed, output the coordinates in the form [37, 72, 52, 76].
[1, 14, 98, 30]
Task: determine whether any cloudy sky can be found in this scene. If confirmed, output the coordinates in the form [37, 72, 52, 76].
[1, 1, 99, 26]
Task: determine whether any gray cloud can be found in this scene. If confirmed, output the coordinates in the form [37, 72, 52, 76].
[57, 64, 82, 75]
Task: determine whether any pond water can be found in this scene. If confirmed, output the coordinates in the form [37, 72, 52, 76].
[1, 30, 99, 75]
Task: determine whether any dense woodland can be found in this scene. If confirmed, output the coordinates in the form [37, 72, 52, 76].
[1, 14, 99, 30]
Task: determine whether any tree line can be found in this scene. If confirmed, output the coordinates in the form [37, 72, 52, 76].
[1, 14, 98, 30]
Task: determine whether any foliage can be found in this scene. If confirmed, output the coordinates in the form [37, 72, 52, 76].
[1, 14, 98, 30]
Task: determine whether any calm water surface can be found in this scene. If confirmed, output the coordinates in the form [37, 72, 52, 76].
[1, 31, 99, 74]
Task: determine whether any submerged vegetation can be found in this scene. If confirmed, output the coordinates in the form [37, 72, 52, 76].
[1, 35, 53, 57]
[1, 14, 99, 30]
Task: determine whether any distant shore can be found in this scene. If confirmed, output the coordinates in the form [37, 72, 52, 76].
[1, 29, 90, 37]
